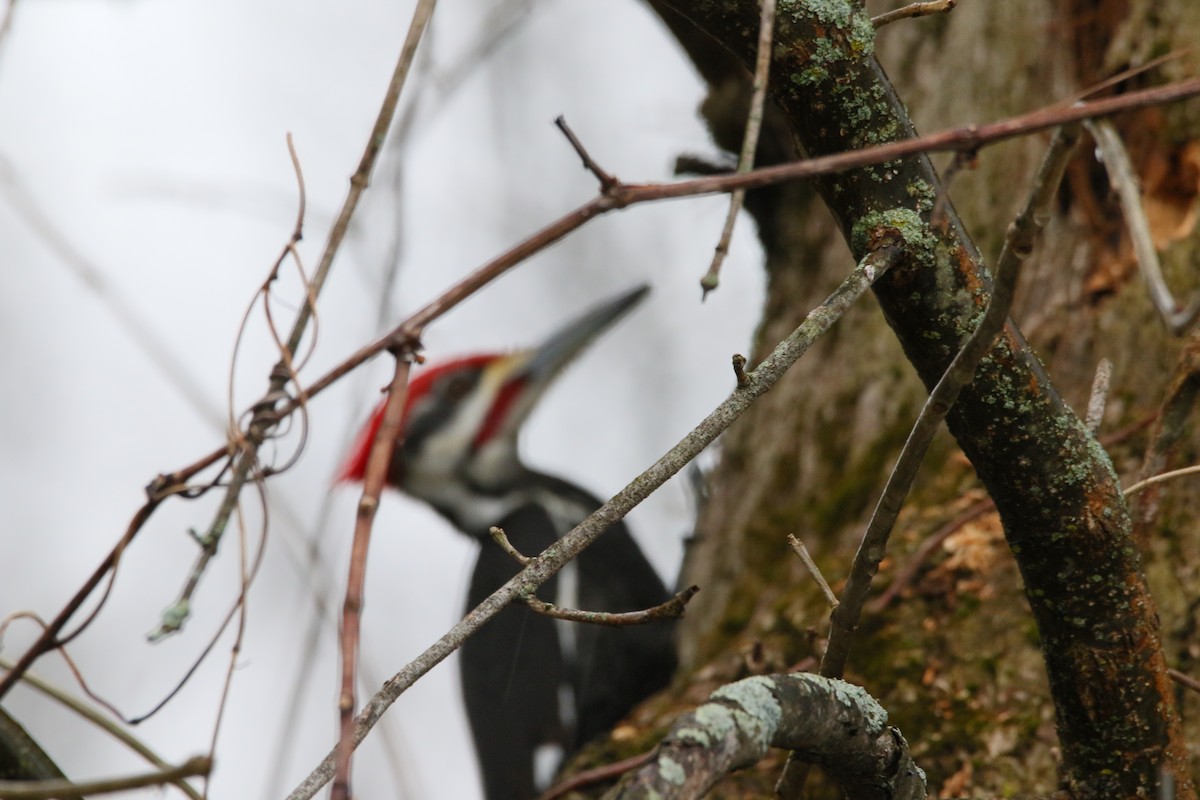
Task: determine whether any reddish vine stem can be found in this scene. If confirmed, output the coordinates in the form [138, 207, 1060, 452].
[332, 355, 414, 800]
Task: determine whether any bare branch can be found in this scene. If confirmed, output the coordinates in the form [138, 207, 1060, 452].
[1086, 357, 1113, 434]
[872, 0, 956, 29]
[0, 658, 203, 800]
[489, 526, 532, 566]
[523, 586, 700, 626]
[554, 115, 617, 191]
[248, 79, 1200, 450]
[868, 496, 994, 614]
[700, 0, 775, 297]
[538, 751, 652, 800]
[1125, 464, 1200, 497]
[1087, 119, 1200, 334]
[147, 0, 440, 644]
[786, 535, 838, 609]
[163, 77, 1200, 495]
[1168, 668, 1200, 696]
[0, 756, 211, 800]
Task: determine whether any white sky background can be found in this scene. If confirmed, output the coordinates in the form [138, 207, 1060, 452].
[0, 1, 764, 798]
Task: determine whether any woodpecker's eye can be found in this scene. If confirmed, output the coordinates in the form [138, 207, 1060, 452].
[438, 370, 479, 403]
[403, 367, 483, 457]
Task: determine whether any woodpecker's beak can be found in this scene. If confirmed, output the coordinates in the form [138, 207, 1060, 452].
[522, 284, 649, 386]
[479, 284, 650, 447]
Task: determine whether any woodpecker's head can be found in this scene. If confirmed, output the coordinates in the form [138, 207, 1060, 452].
[338, 285, 649, 532]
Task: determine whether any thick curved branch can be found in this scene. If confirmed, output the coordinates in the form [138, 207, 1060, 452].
[605, 673, 924, 800]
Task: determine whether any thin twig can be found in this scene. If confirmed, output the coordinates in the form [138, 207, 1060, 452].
[700, 0, 775, 298]
[0, 756, 211, 800]
[128, 488, 270, 724]
[522, 586, 699, 626]
[1076, 51, 1191, 102]
[0, 0, 17, 61]
[205, 486, 258, 798]
[1087, 118, 1200, 333]
[930, 149, 976, 230]
[867, 497, 994, 614]
[786, 535, 838, 609]
[0, 659, 202, 800]
[0, 496, 159, 700]
[284, 242, 905, 800]
[1168, 668, 1200, 695]
[1125, 464, 1200, 497]
[874, 408, 1158, 615]
[489, 526, 532, 566]
[538, 751, 653, 800]
[872, 0, 956, 28]
[146, 138, 311, 643]
[1129, 336, 1200, 542]
[147, 0, 439, 643]
[369, 0, 535, 327]
[1087, 357, 1113, 434]
[554, 116, 617, 190]
[0, 156, 224, 430]
[776, 125, 1083, 799]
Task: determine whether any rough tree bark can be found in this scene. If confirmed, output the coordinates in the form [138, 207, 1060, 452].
[564, 2, 1200, 797]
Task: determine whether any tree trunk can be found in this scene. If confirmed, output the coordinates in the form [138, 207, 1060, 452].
[568, 2, 1200, 797]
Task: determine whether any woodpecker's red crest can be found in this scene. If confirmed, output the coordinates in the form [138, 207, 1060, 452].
[338, 285, 650, 530]
[337, 354, 498, 484]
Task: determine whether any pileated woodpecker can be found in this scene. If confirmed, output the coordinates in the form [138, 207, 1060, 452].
[339, 286, 676, 800]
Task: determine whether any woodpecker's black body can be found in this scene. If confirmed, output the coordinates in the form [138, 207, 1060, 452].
[341, 286, 676, 800]
[460, 476, 675, 800]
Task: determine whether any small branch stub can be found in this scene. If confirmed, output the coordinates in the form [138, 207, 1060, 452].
[732, 354, 750, 387]
[699, 0, 777, 299]
[489, 526, 531, 566]
[1087, 119, 1200, 334]
[787, 535, 838, 609]
[872, 0, 957, 28]
[554, 115, 618, 192]
[1086, 358, 1113, 434]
